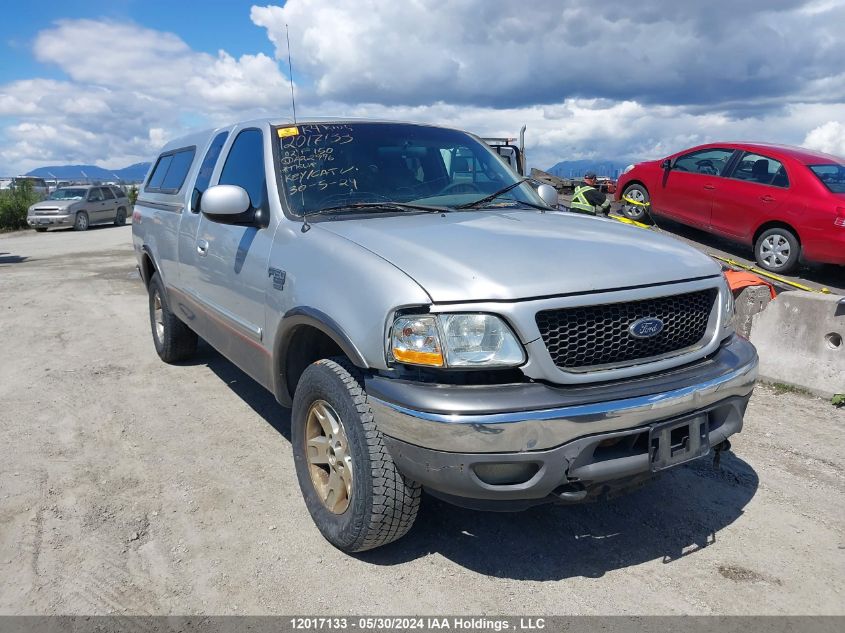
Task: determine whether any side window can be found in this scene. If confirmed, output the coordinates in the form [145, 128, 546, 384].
[727, 152, 789, 188]
[673, 149, 735, 176]
[101, 187, 115, 200]
[145, 147, 196, 194]
[88, 188, 104, 202]
[160, 149, 195, 192]
[191, 131, 229, 212]
[218, 129, 267, 211]
[146, 155, 172, 190]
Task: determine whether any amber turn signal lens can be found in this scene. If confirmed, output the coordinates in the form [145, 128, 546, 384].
[391, 348, 445, 366]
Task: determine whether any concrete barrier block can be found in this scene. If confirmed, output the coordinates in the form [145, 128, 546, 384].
[749, 292, 844, 397]
[732, 285, 773, 338]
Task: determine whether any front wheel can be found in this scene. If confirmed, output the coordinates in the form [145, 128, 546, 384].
[621, 184, 649, 221]
[291, 358, 421, 552]
[114, 207, 127, 226]
[73, 212, 89, 231]
[755, 227, 800, 273]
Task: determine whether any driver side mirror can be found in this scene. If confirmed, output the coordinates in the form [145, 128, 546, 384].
[201, 184, 266, 227]
[536, 184, 559, 207]
[660, 158, 672, 170]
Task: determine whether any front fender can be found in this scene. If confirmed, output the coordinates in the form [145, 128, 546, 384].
[276, 307, 368, 369]
[265, 222, 432, 406]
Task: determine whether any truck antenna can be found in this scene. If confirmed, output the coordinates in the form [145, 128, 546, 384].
[285, 24, 297, 124]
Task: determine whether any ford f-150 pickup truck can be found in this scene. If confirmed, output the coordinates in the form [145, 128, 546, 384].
[133, 118, 758, 552]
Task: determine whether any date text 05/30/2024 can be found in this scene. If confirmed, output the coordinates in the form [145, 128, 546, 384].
[290, 617, 547, 631]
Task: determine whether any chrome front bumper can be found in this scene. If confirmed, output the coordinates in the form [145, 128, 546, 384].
[368, 335, 758, 453]
[27, 214, 71, 227]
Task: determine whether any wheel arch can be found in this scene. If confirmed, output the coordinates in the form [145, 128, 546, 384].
[273, 307, 369, 407]
[752, 220, 802, 247]
[622, 179, 648, 193]
[619, 180, 649, 203]
[139, 245, 158, 288]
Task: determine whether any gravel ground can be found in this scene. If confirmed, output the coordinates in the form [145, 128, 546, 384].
[1, 225, 844, 615]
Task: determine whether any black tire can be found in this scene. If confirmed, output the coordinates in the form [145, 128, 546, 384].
[114, 207, 127, 226]
[148, 272, 197, 363]
[73, 211, 89, 231]
[34, 228, 47, 233]
[621, 184, 649, 221]
[754, 227, 800, 273]
[291, 358, 421, 552]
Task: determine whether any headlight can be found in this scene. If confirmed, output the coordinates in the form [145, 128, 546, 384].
[622, 164, 635, 174]
[390, 313, 525, 368]
[721, 274, 735, 329]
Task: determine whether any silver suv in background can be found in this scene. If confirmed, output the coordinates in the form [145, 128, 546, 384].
[133, 119, 758, 553]
[27, 185, 130, 231]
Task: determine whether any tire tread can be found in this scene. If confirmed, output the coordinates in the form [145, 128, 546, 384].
[149, 272, 197, 363]
[309, 358, 421, 552]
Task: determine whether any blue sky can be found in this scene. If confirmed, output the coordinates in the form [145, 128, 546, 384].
[3, 0, 274, 82]
[2, 1, 845, 174]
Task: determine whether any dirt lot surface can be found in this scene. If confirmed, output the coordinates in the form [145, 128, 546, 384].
[1, 225, 844, 615]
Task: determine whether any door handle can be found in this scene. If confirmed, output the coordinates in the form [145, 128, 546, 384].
[760, 195, 775, 202]
[196, 239, 209, 256]
[703, 184, 716, 190]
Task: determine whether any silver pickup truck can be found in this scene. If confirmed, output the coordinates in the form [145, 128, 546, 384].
[133, 118, 758, 552]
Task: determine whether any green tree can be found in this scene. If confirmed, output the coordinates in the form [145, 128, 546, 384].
[0, 179, 40, 231]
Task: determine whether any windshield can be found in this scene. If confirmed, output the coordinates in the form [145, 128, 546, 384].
[809, 164, 845, 194]
[49, 188, 87, 200]
[276, 122, 544, 215]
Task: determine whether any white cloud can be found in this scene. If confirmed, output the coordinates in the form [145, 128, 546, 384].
[803, 121, 845, 158]
[251, 0, 845, 108]
[0, 18, 294, 174]
[33, 19, 292, 111]
[2, 4, 845, 175]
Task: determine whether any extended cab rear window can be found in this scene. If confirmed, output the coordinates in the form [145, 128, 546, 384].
[145, 147, 196, 194]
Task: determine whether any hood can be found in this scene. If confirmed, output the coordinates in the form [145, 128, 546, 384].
[29, 199, 77, 212]
[316, 210, 721, 302]
[632, 159, 660, 170]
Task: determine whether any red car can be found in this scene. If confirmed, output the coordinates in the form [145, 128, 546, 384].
[615, 142, 845, 273]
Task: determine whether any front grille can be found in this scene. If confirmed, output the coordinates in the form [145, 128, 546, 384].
[536, 289, 717, 370]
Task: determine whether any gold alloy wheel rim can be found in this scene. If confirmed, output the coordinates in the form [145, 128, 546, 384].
[153, 292, 165, 341]
[305, 400, 353, 514]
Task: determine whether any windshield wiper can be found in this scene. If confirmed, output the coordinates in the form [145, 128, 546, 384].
[300, 201, 450, 232]
[481, 199, 552, 211]
[454, 178, 531, 209]
[309, 201, 450, 216]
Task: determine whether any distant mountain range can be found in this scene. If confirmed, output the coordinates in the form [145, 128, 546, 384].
[25, 162, 151, 182]
[24, 158, 633, 183]
[545, 159, 637, 179]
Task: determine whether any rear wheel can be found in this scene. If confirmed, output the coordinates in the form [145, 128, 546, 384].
[73, 212, 89, 231]
[148, 272, 197, 362]
[755, 227, 800, 273]
[114, 207, 127, 226]
[291, 358, 421, 552]
[621, 184, 649, 221]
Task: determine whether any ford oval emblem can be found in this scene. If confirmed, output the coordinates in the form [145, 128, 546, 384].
[629, 317, 664, 338]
